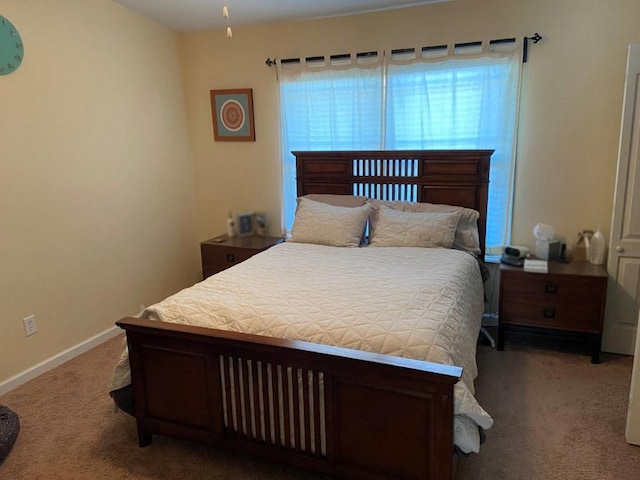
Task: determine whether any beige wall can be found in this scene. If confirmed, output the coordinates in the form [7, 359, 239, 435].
[181, 0, 640, 249]
[0, 0, 199, 384]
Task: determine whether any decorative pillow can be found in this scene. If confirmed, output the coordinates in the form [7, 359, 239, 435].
[300, 194, 368, 208]
[367, 199, 481, 255]
[369, 206, 460, 248]
[289, 197, 370, 247]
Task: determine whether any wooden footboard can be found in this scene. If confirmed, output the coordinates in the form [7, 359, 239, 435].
[117, 317, 462, 480]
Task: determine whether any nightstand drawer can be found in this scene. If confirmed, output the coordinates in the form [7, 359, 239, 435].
[200, 234, 284, 279]
[201, 245, 256, 264]
[500, 299, 602, 333]
[202, 247, 256, 277]
[500, 272, 604, 305]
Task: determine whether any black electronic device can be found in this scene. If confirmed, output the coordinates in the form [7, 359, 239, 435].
[504, 245, 530, 258]
[500, 254, 525, 267]
[500, 245, 529, 267]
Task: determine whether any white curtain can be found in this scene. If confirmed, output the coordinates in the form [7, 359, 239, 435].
[385, 45, 522, 254]
[279, 43, 522, 253]
[279, 56, 384, 232]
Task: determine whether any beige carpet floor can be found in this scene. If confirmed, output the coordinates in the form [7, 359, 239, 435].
[1, 332, 639, 480]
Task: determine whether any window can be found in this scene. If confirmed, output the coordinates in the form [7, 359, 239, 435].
[279, 43, 522, 255]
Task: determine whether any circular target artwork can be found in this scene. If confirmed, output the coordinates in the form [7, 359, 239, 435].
[210, 88, 255, 141]
[220, 99, 245, 132]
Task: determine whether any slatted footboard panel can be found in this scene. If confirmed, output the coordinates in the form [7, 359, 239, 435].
[118, 317, 461, 480]
[221, 357, 327, 457]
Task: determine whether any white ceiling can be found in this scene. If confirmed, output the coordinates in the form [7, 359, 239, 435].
[113, 0, 450, 33]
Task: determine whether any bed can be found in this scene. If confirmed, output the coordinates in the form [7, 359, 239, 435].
[111, 149, 494, 480]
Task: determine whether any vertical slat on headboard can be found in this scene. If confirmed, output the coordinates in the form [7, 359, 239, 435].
[293, 150, 493, 258]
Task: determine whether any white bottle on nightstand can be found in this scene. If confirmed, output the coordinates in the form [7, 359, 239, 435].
[589, 226, 606, 265]
[226, 212, 236, 238]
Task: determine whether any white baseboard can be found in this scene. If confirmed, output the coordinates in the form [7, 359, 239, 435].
[0, 326, 123, 397]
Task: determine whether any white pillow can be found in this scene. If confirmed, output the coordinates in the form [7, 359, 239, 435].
[369, 206, 460, 248]
[301, 194, 368, 208]
[289, 197, 370, 247]
[367, 199, 481, 255]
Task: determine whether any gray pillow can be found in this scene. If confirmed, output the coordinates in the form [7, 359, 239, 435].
[369, 206, 460, 248]
[289, 197, 370, 247]
[301, 194, 368, 208]
[367, 199, 481, 255]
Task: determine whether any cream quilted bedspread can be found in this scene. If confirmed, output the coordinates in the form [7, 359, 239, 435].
[110, 242, 493, 453]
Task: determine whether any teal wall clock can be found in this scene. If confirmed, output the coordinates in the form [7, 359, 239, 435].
[0, 15, 24, 75]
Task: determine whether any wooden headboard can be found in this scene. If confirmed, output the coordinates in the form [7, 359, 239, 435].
[293, 149, 493, 257]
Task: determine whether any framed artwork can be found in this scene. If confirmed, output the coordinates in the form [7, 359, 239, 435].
[237, 212, 255, 236]
[210, 88, 255, 141]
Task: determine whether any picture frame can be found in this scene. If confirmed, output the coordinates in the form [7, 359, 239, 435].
[210, 88, 255, 141]
[237, 212, 255, 236]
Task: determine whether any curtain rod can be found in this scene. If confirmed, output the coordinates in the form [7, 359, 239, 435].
[523, 32, 542, 63]
[265, 32, 542, 68]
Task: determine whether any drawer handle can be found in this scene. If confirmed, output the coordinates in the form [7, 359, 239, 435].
[544, 282, 558, 294]
[542, 306, 556, 319]
[226, 254, 235, 262]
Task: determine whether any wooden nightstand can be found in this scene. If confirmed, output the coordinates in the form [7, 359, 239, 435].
[200, 234, 284, 280]
[497, 261, 608, 363]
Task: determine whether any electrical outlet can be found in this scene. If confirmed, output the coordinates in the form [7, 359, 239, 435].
[23, 315, 38, 336]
